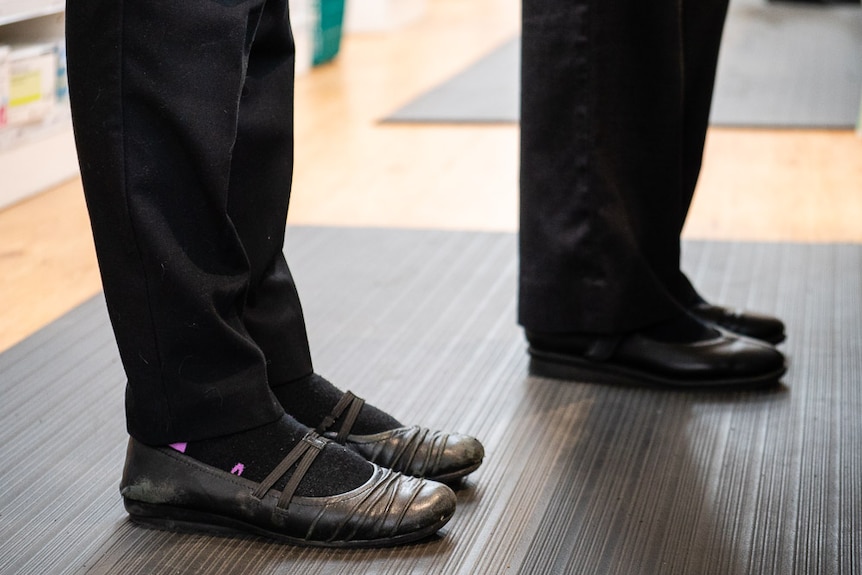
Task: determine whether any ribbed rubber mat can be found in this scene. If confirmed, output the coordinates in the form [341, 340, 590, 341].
[1, 228, 860, 574]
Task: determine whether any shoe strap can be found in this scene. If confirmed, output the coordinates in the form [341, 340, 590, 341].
[252, 432, 327, 510]
[316, 390, 365, 443]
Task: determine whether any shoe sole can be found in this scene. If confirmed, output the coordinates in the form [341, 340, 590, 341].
[123, 498, 453, 549]
[528, 348, 787, 390]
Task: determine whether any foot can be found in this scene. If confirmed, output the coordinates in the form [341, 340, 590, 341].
[272, 374, 485, 483]
[526, 314, 786, 388]
[121, 415, 456, 548]
[688, 302, 786, 344]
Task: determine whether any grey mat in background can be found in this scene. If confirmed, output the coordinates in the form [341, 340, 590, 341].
[384, 0, 862, 128]
[2, 227, 861, 574]
[713, 0, 862, 127]
[383, 37, 520, 124]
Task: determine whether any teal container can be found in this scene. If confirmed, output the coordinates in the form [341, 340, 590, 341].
[313, 0, 345, 65]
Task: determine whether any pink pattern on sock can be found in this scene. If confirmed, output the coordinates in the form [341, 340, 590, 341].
[169, 442, 188, 453]
[231, 463, 245, 476]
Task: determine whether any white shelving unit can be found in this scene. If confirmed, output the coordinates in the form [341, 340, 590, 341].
[0, 1, 78, 210]
[0, 0, 65, 26]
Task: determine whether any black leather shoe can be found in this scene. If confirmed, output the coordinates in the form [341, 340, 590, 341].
[526, 328, 786, 388]
[316, 391, 485, 483]
[120, 433, 456, 548]
[688, 303, 786, 344]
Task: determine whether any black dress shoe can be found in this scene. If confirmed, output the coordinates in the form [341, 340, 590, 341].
[688, 303, 786, 344]
[526, 328, 786, 388]
[316, 391, 485, 483]
[120, 433, 457, 548]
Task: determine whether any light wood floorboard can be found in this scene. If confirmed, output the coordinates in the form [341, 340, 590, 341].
[0, 0, 860, 353]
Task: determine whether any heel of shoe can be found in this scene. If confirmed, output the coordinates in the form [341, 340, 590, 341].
[123, 498, 249, 538]
[528, 351, 624, 385]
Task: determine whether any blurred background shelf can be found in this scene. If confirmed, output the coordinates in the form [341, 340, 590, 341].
[0, 0, 64, 27]
[0, 8, 77, 210]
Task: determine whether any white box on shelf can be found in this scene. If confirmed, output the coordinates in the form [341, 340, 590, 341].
[0, 0, 65, 27]
[0, 5, 78, 210]
[8, 42, 56, 126]
[344, 0, 425, 33]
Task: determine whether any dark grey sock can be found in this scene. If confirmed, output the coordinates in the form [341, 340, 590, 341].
[271, 373, 402, 435]
[178, 414, 373, 497]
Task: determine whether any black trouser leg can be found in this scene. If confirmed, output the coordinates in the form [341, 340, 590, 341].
[674, 0, 731, 305]
[519, 0, 730, 334]
[67, 0, 302, 444]
[226, 5, 314, 386]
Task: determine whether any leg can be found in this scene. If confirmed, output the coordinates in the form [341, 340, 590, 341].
[67, 0, 456, 546]
[67, 0, 283, 444]
[221, 1, 485, 486]
[672, 0, 786, 343]
[672, 0, 731, 305]
[519, 0, 689, 335]
[227, 8, 314, 385]
[518, 0, 786, 386]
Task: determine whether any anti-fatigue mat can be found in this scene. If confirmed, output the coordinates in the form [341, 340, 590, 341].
[1, 227, 860, 574]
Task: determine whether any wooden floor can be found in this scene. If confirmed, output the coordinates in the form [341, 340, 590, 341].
[0, 0, 860, 354]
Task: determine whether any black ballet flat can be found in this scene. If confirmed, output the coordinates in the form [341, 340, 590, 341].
[316, 391, 485, 484]
[120, 433, 456, 548]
